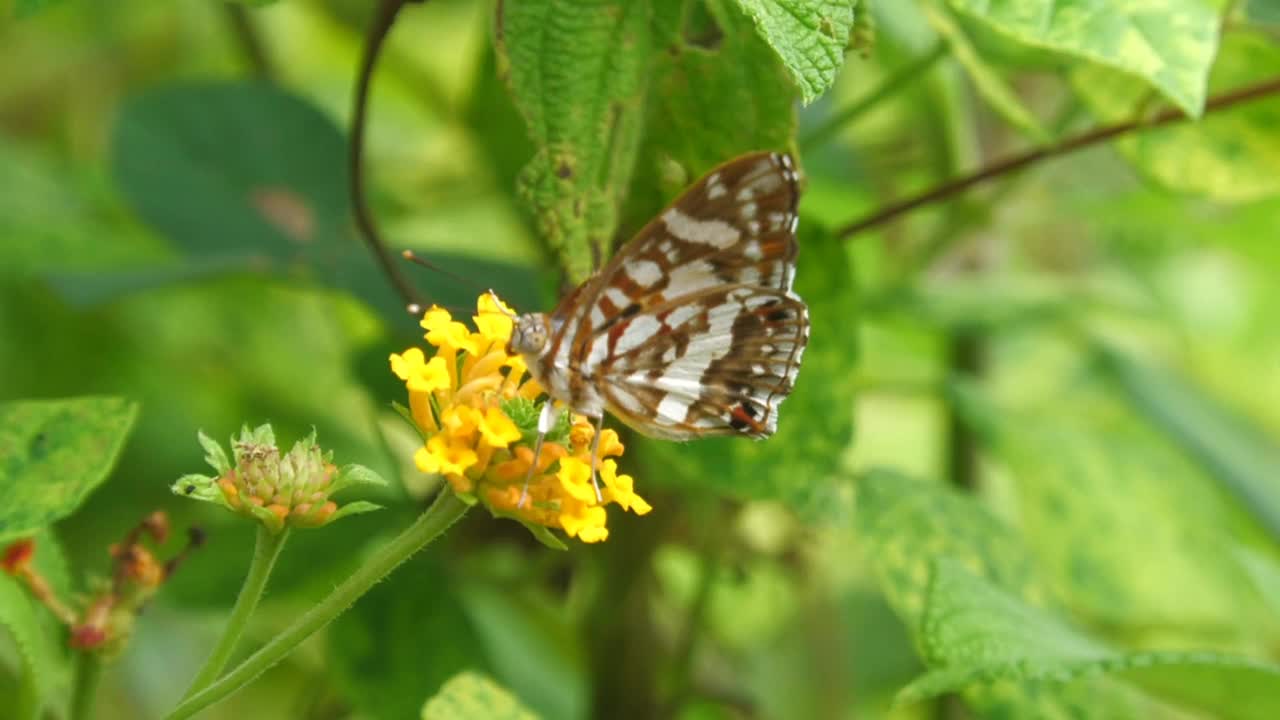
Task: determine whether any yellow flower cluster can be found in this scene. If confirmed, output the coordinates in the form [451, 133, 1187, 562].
[390, 294, 650, 543]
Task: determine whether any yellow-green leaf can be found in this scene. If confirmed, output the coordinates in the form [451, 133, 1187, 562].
[0, 396, 138, 543]
[422, 672, 541, 720]
[948, 0, 1220, 116]
[730, 0, 859, 103]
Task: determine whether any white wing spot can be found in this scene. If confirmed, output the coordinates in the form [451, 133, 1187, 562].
[662, 209, 739, 248]
[626, 259, 663, 288]
[744, 241, 762, 260]
[657, 393, 691, 423]
[614, 315, 661, 355]
[789, 215, 799, 233]
[740, 201, 758, 220]
[666, 304, 700, 328]
[604, 287, 631, 311]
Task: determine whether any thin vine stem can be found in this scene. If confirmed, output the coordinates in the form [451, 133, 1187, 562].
[800, 42, 950, 152]
[164, 491, 471, 720]
[350, 0, 423, 309]
[180, 525, 291, 700]
[836, 75, 1280, 240]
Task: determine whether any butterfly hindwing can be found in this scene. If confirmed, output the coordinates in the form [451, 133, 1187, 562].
[596, 285, 808, 440]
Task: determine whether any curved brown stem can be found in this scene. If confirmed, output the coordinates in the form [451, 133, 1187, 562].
[837, 76, 1280, 241]
[350, 0, 424, 308]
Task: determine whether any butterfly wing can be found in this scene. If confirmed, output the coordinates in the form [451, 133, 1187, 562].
[596, 285, 807, 440]
[563, 151, 809, 439]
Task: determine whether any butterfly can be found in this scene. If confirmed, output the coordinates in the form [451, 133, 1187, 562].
[505, 151, 809, 501]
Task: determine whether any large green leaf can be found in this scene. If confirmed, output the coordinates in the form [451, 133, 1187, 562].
[108, 81, 542, 317]
[328, 555, 490, 720]
[947, 0, 1220, 116]
[624, 0, 797, 231]
[497, 0, 652, 283]
[856, 472, 1280, 717]
[456, 585, 587, 720]
[730, 0, 858, 103]
[421, 672, 540, 720]
[0, 396, 138, 543]
[637, 223, 857, 519]
[1097, 345, 1280, 544]
[958, 377, 1275, 642]
[854, 471, 1049, 631]
[1073, 31, 1280, 202]
[897, 561, 1280, 720]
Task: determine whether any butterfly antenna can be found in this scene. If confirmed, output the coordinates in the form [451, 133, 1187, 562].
[400, 249, 490, 294]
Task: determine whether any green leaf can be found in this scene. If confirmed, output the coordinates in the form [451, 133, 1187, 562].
[730, 0, 859, 103]
[0, 396, 138, 543]
[947, 0, 1220, 116]
[108, 80, 543, 317]
[327, 500, 384, 523]
[1098, 346, 1280, 544]
[329, 555, 490, 720]
[953, 379, 1274, 643]
[1249, 0, 1280, 23]
[497, 1, 652, 282]
[422, 672, 541, 720]
[924, 6, 1049, 141]
[896, 561, 1280, 720]
[625, 0, 796, 226]
[637, 223, 857, 519]
[12, 0, 66, 18]
[1073, 31, 1280, 202]
[854, 470, 1049, 632]
[457, 584, 587, 720]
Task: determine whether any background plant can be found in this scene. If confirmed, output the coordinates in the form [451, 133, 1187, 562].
[3, 0, 1280, 718]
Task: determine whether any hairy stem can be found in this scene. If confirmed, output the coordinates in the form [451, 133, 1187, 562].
[837, 75, 1280, 240]
[180, 525, 290, 700]
[164, 491, 470, 720]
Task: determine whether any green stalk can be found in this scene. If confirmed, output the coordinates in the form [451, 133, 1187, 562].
[800, 42, 949, 152]
[70, 651, 102, 720]
[180, 525, 290, 700]
[165, 491, 470, 720]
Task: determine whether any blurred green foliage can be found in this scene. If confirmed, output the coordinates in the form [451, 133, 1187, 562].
[3, 0, 1280, 718]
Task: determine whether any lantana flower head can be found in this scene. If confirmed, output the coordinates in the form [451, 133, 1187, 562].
[390, 293, 650, 545]
[173, 424, 386, 534]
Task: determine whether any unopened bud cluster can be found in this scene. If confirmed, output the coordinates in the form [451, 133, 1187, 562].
[175, 424, 385, 534]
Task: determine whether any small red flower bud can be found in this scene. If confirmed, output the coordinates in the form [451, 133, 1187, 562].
[2, 539, 34, 574]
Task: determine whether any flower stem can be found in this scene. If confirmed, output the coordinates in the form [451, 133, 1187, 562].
[70, 651, 102, 720]
[180, 525, 290, 700]
[800, 42, 949, 152]
[164, 491, 470, 720]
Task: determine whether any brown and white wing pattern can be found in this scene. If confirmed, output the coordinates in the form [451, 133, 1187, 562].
[543, 151, 809, 440]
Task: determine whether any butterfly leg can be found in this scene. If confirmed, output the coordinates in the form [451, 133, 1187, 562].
[588, 413, 604, 502]
[518, 401, 558, 509]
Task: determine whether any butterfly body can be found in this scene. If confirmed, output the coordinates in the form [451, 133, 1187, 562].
[508, 151, 809, 442]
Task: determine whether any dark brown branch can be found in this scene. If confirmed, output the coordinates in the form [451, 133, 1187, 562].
[350, 0, 423, 309]
[837, 75, 1280, 241]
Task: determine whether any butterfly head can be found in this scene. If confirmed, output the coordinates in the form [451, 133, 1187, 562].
[508, 312, 550, 358]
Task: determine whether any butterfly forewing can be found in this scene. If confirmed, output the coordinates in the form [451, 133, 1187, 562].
[533, 151, 809, 440]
